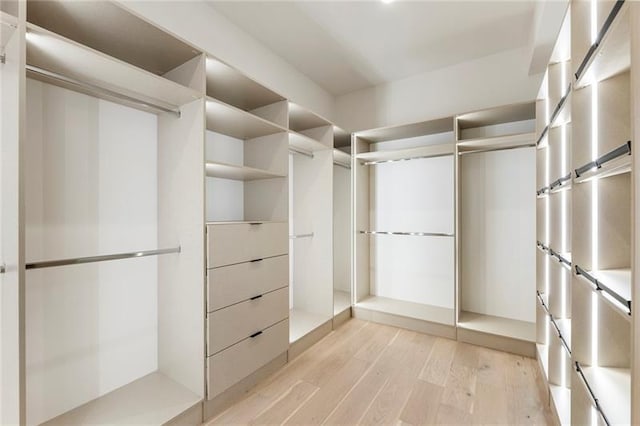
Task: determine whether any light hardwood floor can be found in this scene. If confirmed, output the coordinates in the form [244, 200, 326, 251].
[207, 319, 552, 425]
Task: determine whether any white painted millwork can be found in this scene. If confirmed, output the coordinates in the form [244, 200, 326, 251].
[206, 222, 288, 268]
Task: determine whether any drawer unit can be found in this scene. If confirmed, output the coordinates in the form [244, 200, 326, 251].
[208, 255, 288, 312]
[207, 319, 289, 399]
[207, 287, 288, 356]
[207, 222, 288, 268]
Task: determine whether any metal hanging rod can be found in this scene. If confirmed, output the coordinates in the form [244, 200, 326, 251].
[333, 161, 351, 169]
[25, 247, 181, 270]
[458, 143, 536, 156]
[575, 141, 631, 178]
[549, 173, 572, 191]
[548, 248, 571, 268]
[289, 147, 314, 159]
[289, 233, 314, 239]
[536, 291, 549, 313]
[536, 241, 549, 252]
[575, 362, 611, 426]
[575, 265, 631, 314]
[359, 230, 454, 237]
[362, 153, 450, 166]
[26, 65, 181, 117]
[575, 0, 626, 82]
[548, 315, 572, 356]
[536, 186, 549, 197]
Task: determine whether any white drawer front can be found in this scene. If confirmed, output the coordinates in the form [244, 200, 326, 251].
[208, 255, 288, 311]
[207, 319, 289, 399]
[207, 287, 288, 356]
[207, 222, 288, 268]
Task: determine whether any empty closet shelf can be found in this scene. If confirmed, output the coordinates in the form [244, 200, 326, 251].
[25, 247, 180, 270]
[205, 161, 286, 181]
[575, 363, 631, 426]
[456, 132, 535, 154]
[549, 385, 571, 426]
[289, 309, 332, 343]
[355, 296, 455, 326]
[288, 102, 331, 132]
[575, 266, 632, 315]
[334, 289, 351, 316]
[574, 141, 631, 183]
[359, 230, 454, 237]
[574, 0, 629, 88]
[206, 97, 287, 140]
[26, 24, 200, 114]
[457, 311, 536, 342]
[549, 316, 572, 355]
[356, 143, 454, 165]
[40, 372, 201, 426]
[289, 131, 330, 152]
[333, 148, 351, 167]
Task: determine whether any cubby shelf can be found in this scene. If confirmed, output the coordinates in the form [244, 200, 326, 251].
[573, 141, 632, 184]
[333, 149, 351, 168]
[457, 311, 536, 343]
[288, 102, 331, 132]
[205, 161, 285, 181]
[579, 365, 631, 426]
[289, 131, 331, 153]
[575, 266, 632, 316]
[574, 1, 630, 88]
[289, 309, 331, 344]
[549, 385, 572, 426]
[355, 143, 454, 164]
[26, 24, 201, 114]
[205, 97, 287, 140]
[456, 132, 534, 153]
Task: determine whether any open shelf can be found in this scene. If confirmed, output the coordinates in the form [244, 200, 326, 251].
[574, 141, 632, 184]
[333, 149, 351, 168]
[288, 102, 331, 132]
[549, 173, 572, 194]
[576, 266, 632, 315]
[356, 143, 454, 164]
[457, 102, 535, 130]
[549, 385, 572, 426]
[206, 57, 284, 112]
[356, 117, 453, 143]
[575, 1, 630, 88]
[26, 24, 200, 114]
[334, 289, 351, 316]
[334, 127, 351, 149]
[457, 131, 534, 153]
[41, 372, 201, 425]
[205, 97, 287, 140]
[457, 311, 535, 342]
[26, 0, 201, 77]
[289, 309, 331, 343]
[580, 366, 631, 426]
[355, 295, 454, 326]
[205, 161, 285, 181]
[289, 131, 331, 153]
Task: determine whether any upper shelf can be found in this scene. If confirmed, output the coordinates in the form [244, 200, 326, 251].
[205, 97, 287, 140]
[205, 161, 286, 181]
[356, 143, 454, 165]
[206, 56, 285, 112]
[355, 117, 454, 143]
[457, 132, 535, 153]
[289, 131, 331, 153]
[457, 102, 535, 130]
[26, 23, 201, 113]
[333, 149, 351, 167]
[26, 0, 202, 76]
[289, 102, 331, 132]
[575, 1, 630, 88]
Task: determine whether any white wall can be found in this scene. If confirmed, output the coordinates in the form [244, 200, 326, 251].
[120, 1, 335, 122]
[335, 47, 543, 132]
[25, 81, 158, 424]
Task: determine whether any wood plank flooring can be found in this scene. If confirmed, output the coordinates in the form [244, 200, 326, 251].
[207, 319, 552, 425]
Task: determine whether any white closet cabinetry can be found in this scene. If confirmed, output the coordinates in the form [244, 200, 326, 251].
[333, 134, 352, 326]
[21, 1, 206, 424]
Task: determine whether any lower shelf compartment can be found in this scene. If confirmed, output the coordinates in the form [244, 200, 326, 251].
[334, 289, 351, 316]
[458, 311, 535, 342]
[289, 308, 332, 343]
[549, 385, 571, 426]
[579, 366, 631, 426]
[41, 372, 201, 426]
[355, 295, 454, 325]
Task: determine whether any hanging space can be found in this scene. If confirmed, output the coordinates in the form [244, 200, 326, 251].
[456, 102, 537, 357]
[333, 127, 352, 327]
[570, 1, 632, 424]
[203, 56, 290, 416]
[353, 118, 457, 338]
[23, 1, 205, 424]
[288, 103, 334, 358]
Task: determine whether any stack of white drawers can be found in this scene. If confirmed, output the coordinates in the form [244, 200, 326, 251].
[206, 222, 290, 399]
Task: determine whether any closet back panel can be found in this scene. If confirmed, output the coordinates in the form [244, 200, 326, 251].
[370, 155, 454, 308]
[206, 131, 244, 221]
[333, 164, 350, 293]
[460, 147, 536, 322]
[25, 81, 158, 424]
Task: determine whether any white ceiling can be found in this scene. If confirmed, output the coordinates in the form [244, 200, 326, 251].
[208, 1, 538, 96]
